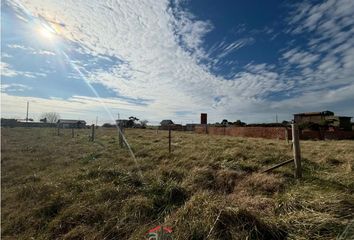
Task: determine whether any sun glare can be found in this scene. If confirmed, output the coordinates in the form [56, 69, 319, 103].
[38, 25, 55, 39]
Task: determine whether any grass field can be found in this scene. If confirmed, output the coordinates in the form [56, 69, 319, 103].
[1, 127, 354, 239]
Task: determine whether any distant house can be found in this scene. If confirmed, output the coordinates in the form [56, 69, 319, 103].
[1, 118, 18, 127]
[160, 120, 174, 126]
[326, 116, 352, 131]
[159, 120, 184, 130]
[294, 111, 352, 131]
[116, 119, 129, 127]
[294, 111, 334, 124]
[57, 119, 87, 128]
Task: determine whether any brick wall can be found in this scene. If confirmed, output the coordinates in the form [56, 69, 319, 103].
[195, 126, 289, 139]
[195, 126, 354, 140]
[323, 131, 354, 139]
[300, 130, 354, 140]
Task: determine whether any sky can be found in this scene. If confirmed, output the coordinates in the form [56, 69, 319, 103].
[1, 0, 354, 125]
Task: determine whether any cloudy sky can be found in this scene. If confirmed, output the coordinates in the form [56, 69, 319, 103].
[1, 0, 353, 124]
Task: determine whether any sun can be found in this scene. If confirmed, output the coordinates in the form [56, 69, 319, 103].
[38, 25, 55, 39]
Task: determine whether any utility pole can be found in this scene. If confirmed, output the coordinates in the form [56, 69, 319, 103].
[26, 101, 29, 122]
[276, 114, 278, 123]
[96, 116, 98, 126]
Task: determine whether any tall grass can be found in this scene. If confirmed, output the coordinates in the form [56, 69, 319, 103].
[1, 127, 353, 239]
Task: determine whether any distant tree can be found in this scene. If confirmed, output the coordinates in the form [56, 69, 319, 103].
[126, 120, 133, 128]
[140, 120, 148, 128]
[221, 119, 228, 125]
[233, 120, 246, 126]
[282, 120, 290, 125]
[129, 116, 139, 122]
[40, 112, 60, 124]
[127, 116, 140, 128]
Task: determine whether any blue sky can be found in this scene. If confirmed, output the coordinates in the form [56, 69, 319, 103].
[1, 0, 354, 124]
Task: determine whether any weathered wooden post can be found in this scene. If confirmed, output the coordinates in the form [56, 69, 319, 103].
[91, 124, 95, 141]
[285, 127, 289, 144]
[121, 126, 125, 147]
[168, 127, 171, 153]
[57, 124, 60, 136]
[71, 128, 74, 138]
[118, 123, 124, 148]
[291, 123, 302, 178]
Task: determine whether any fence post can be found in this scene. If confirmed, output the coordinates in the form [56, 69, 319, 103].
[118, 124, 124, 148]
[168, 127, 171, 153]
[285, 127, 289, 144]
[72, 128, 74, 138]
[91, 124, 95, 141]
[57, 125, 60, 136]
[291, 123, 302, 178]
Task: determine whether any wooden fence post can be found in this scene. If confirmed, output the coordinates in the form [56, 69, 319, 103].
[121, 126, 125, 147]
[285, 127, 289, 144]
[291, 123, 302, 178]
[168, 127, 171, 153]
[91, 124, 95, 141]
[57, 125, 60, 136]
[72, 128, 74, 138]
[118, 124, 124, 148]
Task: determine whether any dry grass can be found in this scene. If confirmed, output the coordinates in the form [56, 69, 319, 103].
[1, 127, 354, 239]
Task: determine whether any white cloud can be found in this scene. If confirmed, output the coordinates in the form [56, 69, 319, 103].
[7, 44, 56, 56]
[1, 62, 47, 78]
[282, 0, 354, 93]
[1, 53, 13, 58]
[1, 93, 150, 123]
[216, 38, 254, 59]
[13, 0, 283, 118]
[271, 84, 354, 114]
[1, 83, 32, 92]
[7, 44, 29, 50]
[3, 0, 354, 123]
[282, 49, 320, 67]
